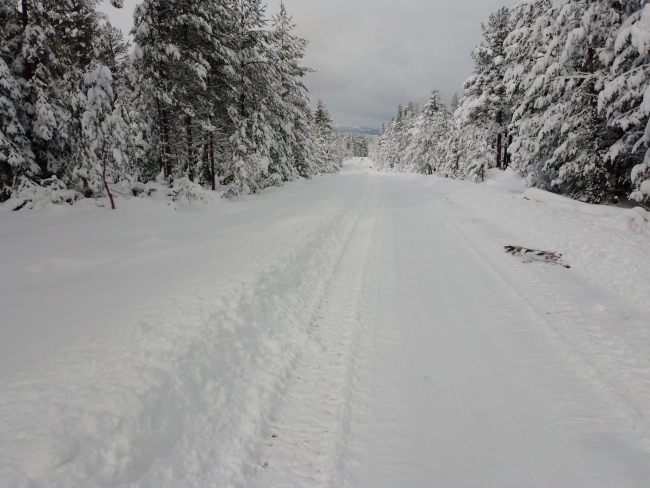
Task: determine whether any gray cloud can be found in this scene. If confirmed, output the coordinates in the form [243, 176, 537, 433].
[98, 0, 510, 129]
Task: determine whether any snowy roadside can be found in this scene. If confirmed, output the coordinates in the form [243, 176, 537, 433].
[413, 168, 650, 454]
[417, 168, 650, 313]
[359, 163, 650, 453]
[2, 159, 650, 487]
[0, 168, 371, 487]
[0, 175, 334, 378]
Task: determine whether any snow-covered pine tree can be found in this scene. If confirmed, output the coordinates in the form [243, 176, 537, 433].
[383, 103, 418, 171]
[132, 0, 229, 182]
[223, 0, 281, 196]
[3, 0, 68, 181]
[439, 119, 462, 178]
[372, 0, 650, 202]
[404, 90, 450, 173]
[312, 100, 337, 173]
[386, 106, 404, 169]
[67, 27, 133, 206]
[600, 0, 650, 206]
[372, 116, 394, 169]
[506, 1, 565, 189]
[503, 0, 635, 202]
[543, 0, 624, 203]
[0, 0, 129, 200]
[266, 2, 314, 183]
[457, 123, 495, 181]
[0, 3, 32, 200]
[450, 93, 460, 113]
[503, 0, 555, 174]
[372, 122, 390, 168]
[351, 134, 369, 157]
[437, 93, 462, 177]
[461, 7, 513, 170]
[0, 0, 343, 205]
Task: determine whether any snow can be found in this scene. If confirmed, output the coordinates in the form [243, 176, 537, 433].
[523, 186, 650, 232]
[424, 170, 650, 310]
[1, 159, 650, 487]
[641, 178, 650, 195]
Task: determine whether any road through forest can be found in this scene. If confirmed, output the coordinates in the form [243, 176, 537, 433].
[248, 162, 650, 487]
[1, 160, 650, 487]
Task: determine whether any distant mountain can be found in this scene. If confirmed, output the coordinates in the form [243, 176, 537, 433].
[332, 125, 380, 136]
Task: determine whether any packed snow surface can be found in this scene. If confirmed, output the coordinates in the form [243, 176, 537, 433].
[1, 159, 650, 487]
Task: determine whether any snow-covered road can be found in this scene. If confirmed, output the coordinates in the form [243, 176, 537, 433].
[2, 159, 650, 487]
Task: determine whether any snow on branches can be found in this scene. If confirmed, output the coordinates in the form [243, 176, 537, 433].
[373, 0, 650, 207]
[0, 0, 344, 208]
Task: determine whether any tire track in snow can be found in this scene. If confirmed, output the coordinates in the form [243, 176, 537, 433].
[390, 188, 574, 487]
[323, 177, 650, 487]
[425, 193, 650, 450]
[244, 184, 379, 488]
[0, 180, 373, 488]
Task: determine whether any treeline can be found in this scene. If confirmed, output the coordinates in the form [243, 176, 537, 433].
[341, 133, 370, 158]
[372, 0, 650, 206]
[0, 0, 348, 208]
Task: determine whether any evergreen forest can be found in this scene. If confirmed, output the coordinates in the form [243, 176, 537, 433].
[0, 0, 365, 208]
[372, 0, 650, 206]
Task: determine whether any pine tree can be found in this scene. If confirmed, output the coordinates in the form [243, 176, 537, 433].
[0, 5, 31, 199]
[600, 0, 650, 205]
[265, 2, 314, 183]
[68, 41, 132, 205]
[404, 91, 450, 173]
[462, 7, 512, 170]
[312, 100, 338, 173]
[1, 0, 340, 207]
[548, 0, 622, 202]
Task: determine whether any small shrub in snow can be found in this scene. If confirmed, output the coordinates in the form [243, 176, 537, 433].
[117, 181, 160, 199]
[129, 182, 146, 197]
[4, 177, 81, 211]
[167, 178, 213, 207]
[262, 173, 285, 188]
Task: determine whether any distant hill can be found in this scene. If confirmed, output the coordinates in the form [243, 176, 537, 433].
[332, 125, 380, 136]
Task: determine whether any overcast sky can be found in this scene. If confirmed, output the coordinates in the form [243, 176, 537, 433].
[98, 0, 511, 129]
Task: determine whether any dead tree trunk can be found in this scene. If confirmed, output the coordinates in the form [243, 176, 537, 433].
[101, 151, 116, 210]
[186, 115, 194, 181]
[503, 127, 510, 170]
[21, 0, 33, 81]
[161, 107, 172, 179]
[209, 134, 216, 191]
[496, 111, 503, 169]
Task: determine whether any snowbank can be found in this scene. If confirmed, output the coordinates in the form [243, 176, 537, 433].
[424, 170, 650, 311]
[1, 177, 82, 211]
[524, 187, 650, 233]
[0, 166, 369, 487]
[1, 177, 218, 213]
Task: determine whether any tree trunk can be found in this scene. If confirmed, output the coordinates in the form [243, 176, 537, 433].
[161, 107, 172, 179]
[102, 151, 116, 210]
[186, 115, 194, 181]
[209, 134, 216, 191]
[587, 42, 596, 109]
[240, 91, 246, 118]
[496, 111, 503, 169]
[21, 0, 33, 81]
[496, 133, 502, 170]
[503, 127, 510, 170]
[21, 0, 28, 30]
